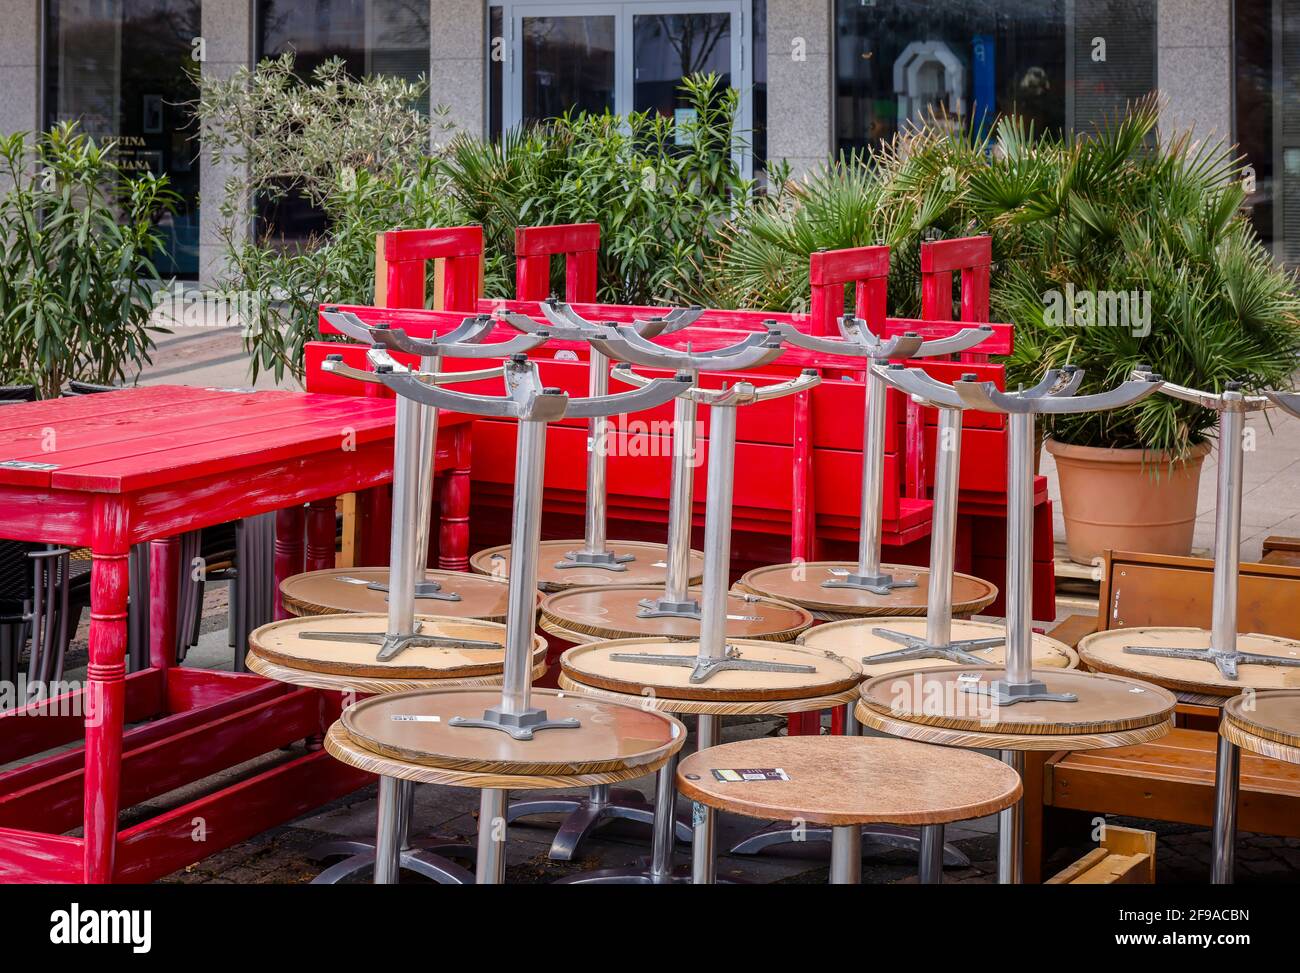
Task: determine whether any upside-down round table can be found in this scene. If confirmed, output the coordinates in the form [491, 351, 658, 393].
[280, 567, 520, 623]
[677, 735, 1023, 884]
[558, 639, 861, 883]
[246, 613, 547, 883]
[325, 688, 686, 883]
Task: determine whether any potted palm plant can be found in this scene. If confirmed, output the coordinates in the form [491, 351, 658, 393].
[980, 103, 1300, 562]
[703, 101, 1300, 562]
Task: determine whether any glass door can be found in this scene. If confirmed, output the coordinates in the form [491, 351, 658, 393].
[628, 6, 739, 116]
[509, 5, 618, 128]
[503, 2, 750, 172]
[626, 2, 746, 173]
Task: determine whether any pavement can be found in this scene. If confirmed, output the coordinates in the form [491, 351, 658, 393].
[48, 317, 1300, 884]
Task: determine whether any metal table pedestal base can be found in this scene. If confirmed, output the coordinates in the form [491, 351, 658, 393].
[729, 822, 970, 867]
[508, 784, 693, 861]
[309, 838, 475, 885]
[312, 777, 475, 884]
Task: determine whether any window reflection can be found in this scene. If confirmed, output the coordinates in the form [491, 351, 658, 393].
[834, 0, 1156, 158]
[45, 0, 203, 278]
[521, 16, 617, 125]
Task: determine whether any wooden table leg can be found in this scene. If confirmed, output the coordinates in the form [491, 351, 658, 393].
[356, 486, 392, 568]
[148, 537, 179, 671]
[1022, 751, 1048, 884]
[438, 424, 472, 571]
[85, 497, 130, 883]
[306, 499, 337, 572]
[274, 505, 306, 620]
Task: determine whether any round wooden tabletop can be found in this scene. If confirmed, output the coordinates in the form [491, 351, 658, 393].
[736, 561, 997, 618]
[1221, 690, 1300, 764]
[324, 722, 681, 791]
[1078, 627, 1300, 697]
[247, 613, 547, 680]
[540, 585, 812, 644]
[560, 637, 861, 702]
[246, 651, 549, 696]
[854, 701, 1175, 752]
[279, 567, 522, 622]
[858, 666, 1177, 737]
[799, 618, 1078, 677]
[556, 673, 860, 716]
[340, 687, 685, 777]
[470, 540, 704, 592]
[675, 736, 1022, 827]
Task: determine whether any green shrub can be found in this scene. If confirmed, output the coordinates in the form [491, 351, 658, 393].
[445, 73, 756, 306]
[194, 54, 458, 381]
[0, 123, 177, 398]
[231, 159, 462, 382]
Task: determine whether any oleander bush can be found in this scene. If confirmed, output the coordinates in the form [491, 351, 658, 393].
[200, 61, 753, 381]
[0, 123, 177, 398]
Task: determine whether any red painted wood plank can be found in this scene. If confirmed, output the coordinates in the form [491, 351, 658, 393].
[0, 668, 165, 765]
[0, 687, 321, 835]
[809, 246, 891, 285]
[48, 397, 401, 493]
[126, 440, 396, 542]
[920, 236, 992, 273]
[0, 386, 236, 437]
[515, 222, 600, 256]
[164, 666, 275, 711]
[0, 829, 83, 883]
[112, 749, 371, 883]
[0, 392, 344, 481]
[0, 679, 286, 801]
[0, 486, 92, 545]
[384, 225, 482, 261]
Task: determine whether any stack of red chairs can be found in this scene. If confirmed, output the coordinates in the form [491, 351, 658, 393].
[307, 223, 1055, 629]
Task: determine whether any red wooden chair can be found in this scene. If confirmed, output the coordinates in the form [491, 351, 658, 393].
[907, 236, 995, 499]
[377, 225, 484, 312]
[515, 223, 600, 303]
[808, 245, 891, 336]
[920, 236, 992, 356]
[339, 226, 485, 569]
[797, 245, 893, 559]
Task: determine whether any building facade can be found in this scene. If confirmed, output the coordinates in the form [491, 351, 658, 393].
[0, 1, 1278, 283]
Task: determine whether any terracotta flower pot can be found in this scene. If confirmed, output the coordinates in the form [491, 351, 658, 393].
[1045, 438, 1211, 565]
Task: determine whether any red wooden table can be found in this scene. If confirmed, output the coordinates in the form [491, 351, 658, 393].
[0, 385, 472, 883]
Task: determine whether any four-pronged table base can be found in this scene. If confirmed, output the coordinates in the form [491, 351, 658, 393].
[737, 561, 997, 622]
[309, 837, 475, 885]
[470, 539, 703, 592]
[800, 617, 1078, 678]
[507, 785, 693, 861]
[1080, 627, 1300, 697]
[728, 821, 970, 867]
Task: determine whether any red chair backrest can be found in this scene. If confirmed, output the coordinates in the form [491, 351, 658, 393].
[808, 245, 891, 337]
[920, 236, 991, 362]
[377, 226, 483, 312]
[515, 223, 600, 303]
